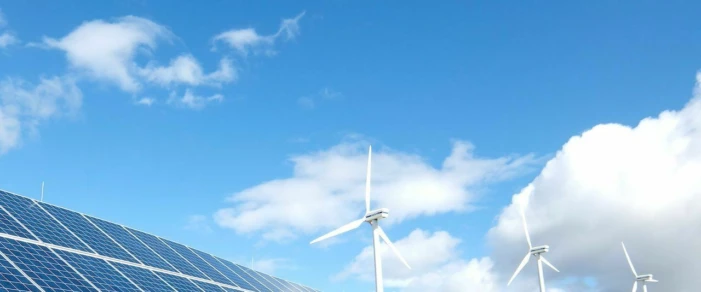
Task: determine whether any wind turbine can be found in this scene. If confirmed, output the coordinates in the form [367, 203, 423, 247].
[507, 206, 559, 292]
[309, 145, 411, 292]
[622, 242, 658, 292]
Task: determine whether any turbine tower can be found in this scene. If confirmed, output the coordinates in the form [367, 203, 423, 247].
[309, 145, 411, 292]
[622, 242, 658, 292]
[507, 206, 559, 292]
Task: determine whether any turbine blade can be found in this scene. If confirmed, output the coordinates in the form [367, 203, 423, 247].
[365, 145, 372, 213]
[507, 253, 530, 286]
[310, 218, 365, 244]
[621, 242, 638, 277]
[520, 206, 532, 249]
[377, 226, 411, 270]
[632, 281, 637, 292]
[540, 256, 560, 272]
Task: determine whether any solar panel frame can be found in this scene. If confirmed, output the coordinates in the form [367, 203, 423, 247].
[231, 261, 284, 292]
[156, 270, 206, 291]
[192, 278, 229, 291]
[0, 236, 98, 291]
[40, 202, 140, 263]
[85, 215, 178, 272]
[0, 191, 92, 252]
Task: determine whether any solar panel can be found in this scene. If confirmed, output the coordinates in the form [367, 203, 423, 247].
[111, 261, 176, 291]
[126, 227, 209, 279]
[0, 206, 37, 240]
[0, 189, 320, 292]
[0, 237, 96, 291]
[0, 252, 41, 292]
[53, 249, 141, 291]
[85, 215, 177, 271]
[156, 270, 207, 291]
[161, 237, 238, 286]
[40, 203, 139, 263]
[0, 191, 91, 252]
[193, 249, 263, 292]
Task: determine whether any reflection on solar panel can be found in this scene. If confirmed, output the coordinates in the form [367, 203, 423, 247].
[0, 189, 319, 292]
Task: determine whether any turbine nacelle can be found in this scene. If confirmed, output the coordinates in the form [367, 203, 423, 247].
[530, 245, 549, 255]
[636, 274, 656, 282]
[365, 208, 389, 222]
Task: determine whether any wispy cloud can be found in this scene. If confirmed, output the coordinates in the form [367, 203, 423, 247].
[213, 11, 305, 56]
[168, 89, 224, 110]
[297, 96, 315, 109]
[297, 87, 342, 109]
[0, 9, 19, 48]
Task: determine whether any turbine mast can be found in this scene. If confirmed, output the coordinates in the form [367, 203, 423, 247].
[371, 220, 383, 292]
[536, 255, 546, 292]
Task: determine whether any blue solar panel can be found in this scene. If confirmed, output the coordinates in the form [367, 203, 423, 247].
[126, 227, 208, 279]
[221, 260, 279, 292]
[252, 269, 291, 292]
[0, 206, 36, 240]
[0, 237, 96, 291]
[54, 249, 141, 291]
[156, 271, 205, 291]
[193, 249, 262, 292]
[161, 238, 237, 286]
[0, 252, 41, 291]
[111, 261, 176, 291]
[0, 191, 91, 252]
[193, 279, 229, 291]
[287, 281, 312, 292]
[85, 215, 177, 272]
[40, 203, 139, 263]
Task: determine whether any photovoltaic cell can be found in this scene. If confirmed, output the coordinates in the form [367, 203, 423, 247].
[216, 257, 273, 292]
[193, 249, 262, 292]
[220, 260, 279, 292]
[161, 238, 236, 286]
[111, 261, 175, 291]
[85, 216, 176, 272]
[126, 227, 208, 279]
[287, 281, 313, 292]
[54, 249, 140, 291]
[0, 191, 91, 252]
[275, 278, 305, 292]
[192, 279, 228, 291]
[0, 206, 36, 240]
[0, 237, 96, 291]
[253, 270, 294, 292]
[156, 271, 204, 291]
[40, 203, 139, 263]
[0, 252, 41, 292]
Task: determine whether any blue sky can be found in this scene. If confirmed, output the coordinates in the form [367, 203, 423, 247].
[1, 1, 701, 291]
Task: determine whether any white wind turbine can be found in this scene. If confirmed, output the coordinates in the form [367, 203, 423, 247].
[507, 206, 559, 292]
[622, 242, 658, 292]
[309, 145, 411, 292]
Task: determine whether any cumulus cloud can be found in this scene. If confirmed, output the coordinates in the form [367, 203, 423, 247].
[213, 11, 305, 56]
[138, 55, 236, 87]
[42, 16, 171, 92]
[0, 76, 82, 154]
[0, 9, 18, 48]
[486, 73, 701, 292]
[213, 139, 538, 241]
[335, 229, 500, 291]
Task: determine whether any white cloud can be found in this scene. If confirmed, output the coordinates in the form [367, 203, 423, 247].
[335, 229, 500, 291]
[184, 215, 212, 233]
[138, 55, 236, 87]
[485, 72, 701, 291]
[213, 139, 538, 241]
[0, 76, 82, 154]
[136, 97, 155, 106]
[297, 96, 315, 109]
[213, 11, 305, 56]
[0, 9, 18, 48]
[168, 89, 223, 110]
[43, 16, 172, 92]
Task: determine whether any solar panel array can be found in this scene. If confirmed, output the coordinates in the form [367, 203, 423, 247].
[0, 190, 320, 292]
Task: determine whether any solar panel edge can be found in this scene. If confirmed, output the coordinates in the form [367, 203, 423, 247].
[0, 247, 44, 291]
[188, 246, 263, 291]
[160, 237, 241, 287]
[229, 261, 283, 291]
[153, 235, 219, 282]
[79, 212, 144, 264]
[208, 254, 268, 292]
[0, 189, 317, 291]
